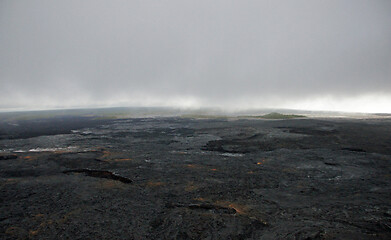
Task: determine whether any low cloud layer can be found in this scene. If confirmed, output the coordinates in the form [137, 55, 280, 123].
[1, 1, 391, 112]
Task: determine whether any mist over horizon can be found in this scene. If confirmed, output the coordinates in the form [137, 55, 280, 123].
[1, 1, 391, 113]
[2, 2, 391, 237]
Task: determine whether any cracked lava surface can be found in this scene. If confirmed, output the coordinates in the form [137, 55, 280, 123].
[1, 116, 391, 239]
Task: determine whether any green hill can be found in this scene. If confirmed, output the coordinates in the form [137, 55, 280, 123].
[246, 112, 306, 119]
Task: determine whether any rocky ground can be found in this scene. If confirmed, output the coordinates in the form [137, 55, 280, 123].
[1, 116, 391, 239]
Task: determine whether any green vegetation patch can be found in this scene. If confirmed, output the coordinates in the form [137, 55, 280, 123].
[180, 114, 228, 119]
[245, 112, 306, 119]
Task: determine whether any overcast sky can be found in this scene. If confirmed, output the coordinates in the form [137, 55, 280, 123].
[1, 0, 390, 112]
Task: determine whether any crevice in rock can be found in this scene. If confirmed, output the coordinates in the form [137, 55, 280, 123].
[341, 147, 366, 152]
[0, 154, 18, 160]
[167, 203, 237, 214]
[63, 169, 132, 183]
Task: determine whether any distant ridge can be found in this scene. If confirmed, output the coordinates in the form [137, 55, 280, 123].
[244, 112, 306, 119]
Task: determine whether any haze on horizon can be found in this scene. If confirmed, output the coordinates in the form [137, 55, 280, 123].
[1, 0, 390, 113]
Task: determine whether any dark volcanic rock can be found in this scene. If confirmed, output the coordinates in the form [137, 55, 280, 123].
[63, 169, 132, 183]
[202, 139, 261, 153]
[1, 116, 391, 239]
[341, 147, 366, 152]
[167, 203, 238, 215]
[0, 154, 17, 160]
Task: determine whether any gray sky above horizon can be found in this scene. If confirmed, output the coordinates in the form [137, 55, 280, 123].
[1, 0, 391, 112]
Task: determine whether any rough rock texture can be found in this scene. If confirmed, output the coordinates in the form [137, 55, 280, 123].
[1, 117, 391, 239]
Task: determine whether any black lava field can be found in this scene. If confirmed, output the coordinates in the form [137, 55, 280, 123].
[1, 116, 391, 239]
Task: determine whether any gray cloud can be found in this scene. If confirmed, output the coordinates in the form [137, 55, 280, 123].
[1, 0, 391, 112]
